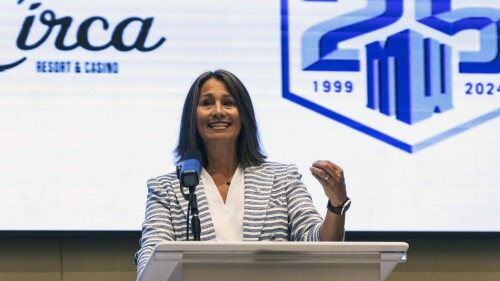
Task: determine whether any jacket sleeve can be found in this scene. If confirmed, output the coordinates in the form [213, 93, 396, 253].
[136, 177, 176, 277]
[285, 164, 323, 241]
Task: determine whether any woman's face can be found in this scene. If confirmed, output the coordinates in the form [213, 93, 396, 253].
[196, 78, 241, 147]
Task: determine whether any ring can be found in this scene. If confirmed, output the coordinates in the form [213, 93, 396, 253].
[324, 174, 330, 181]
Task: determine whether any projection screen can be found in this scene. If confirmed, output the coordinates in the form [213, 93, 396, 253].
[0, 0, 499, 231]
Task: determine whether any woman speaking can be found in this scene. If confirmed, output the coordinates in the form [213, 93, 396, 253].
[136, 69, 350, 275]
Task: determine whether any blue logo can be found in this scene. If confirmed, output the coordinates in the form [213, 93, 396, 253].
[281, 0, 500, 153]
[0, 0, 166, 73]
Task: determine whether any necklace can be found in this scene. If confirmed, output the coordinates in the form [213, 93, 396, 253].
[209, 168, 232, 185]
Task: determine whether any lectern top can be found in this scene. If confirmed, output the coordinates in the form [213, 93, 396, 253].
[153, 241, 409, 253]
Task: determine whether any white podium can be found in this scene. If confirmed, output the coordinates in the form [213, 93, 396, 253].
[138, 241, 408, 281]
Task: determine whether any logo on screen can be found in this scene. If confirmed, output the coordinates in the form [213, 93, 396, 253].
[0, 0, 165, 73]
[281, 0, 500, 153]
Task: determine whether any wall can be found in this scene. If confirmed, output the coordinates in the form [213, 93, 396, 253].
[389, 237, 500, 281]
[0, 234, 499, 281]
[0, 234, 139, 281]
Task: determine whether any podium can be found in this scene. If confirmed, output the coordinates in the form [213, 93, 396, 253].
[138, 241, 408, 281]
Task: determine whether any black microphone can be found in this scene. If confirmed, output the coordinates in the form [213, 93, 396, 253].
[177, 150, 202, 188]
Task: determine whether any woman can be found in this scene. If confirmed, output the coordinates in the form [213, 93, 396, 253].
[136, 70, 350, 275]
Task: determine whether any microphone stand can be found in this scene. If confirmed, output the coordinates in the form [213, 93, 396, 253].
[176, 158, 202, 241]
[188, 186, 201, 241]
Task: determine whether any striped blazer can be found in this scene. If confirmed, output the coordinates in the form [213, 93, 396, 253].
[136, 162, 324, 275]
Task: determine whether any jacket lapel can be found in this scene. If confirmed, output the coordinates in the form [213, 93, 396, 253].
[173, 178, 190, 217]
[242, 165, 274, 241]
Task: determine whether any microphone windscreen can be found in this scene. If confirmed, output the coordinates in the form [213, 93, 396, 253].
[180, 150, 202, 187]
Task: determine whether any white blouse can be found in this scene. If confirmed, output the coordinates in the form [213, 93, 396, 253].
[201, 165, 244, 241]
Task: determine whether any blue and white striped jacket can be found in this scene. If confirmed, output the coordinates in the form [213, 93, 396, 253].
[136, 162, 324, 275]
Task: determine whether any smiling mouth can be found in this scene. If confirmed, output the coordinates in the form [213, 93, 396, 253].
[208, 122, 231, 128]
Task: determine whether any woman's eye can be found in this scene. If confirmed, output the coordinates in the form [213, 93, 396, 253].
[201, 100, 213, 106]
[224, 100, 235, 106]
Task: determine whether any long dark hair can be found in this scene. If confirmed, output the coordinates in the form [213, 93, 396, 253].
[174, 69, 266, 167]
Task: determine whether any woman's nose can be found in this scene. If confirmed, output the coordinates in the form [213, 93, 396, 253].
[211, 102, 225, 118]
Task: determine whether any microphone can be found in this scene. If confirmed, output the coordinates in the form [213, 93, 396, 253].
[176, 149, 203, 241]
[177, 150, 202, 188]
